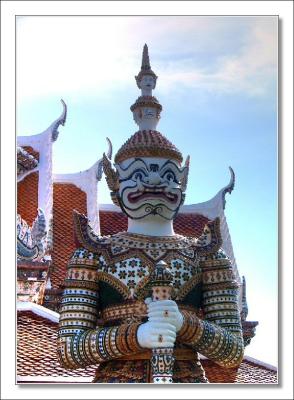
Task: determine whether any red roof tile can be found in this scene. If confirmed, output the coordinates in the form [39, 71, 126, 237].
[50, 183, 87, 289]
[17, 311, 96, 380]
[202, 358, 277, 384]
[99, 210, 128, 235]
[99, 210, 209, 237]
[17, 172, 39, 226]
[174, 213, 209, 237]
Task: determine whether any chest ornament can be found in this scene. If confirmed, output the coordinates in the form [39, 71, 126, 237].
[73, 211, 222, 300]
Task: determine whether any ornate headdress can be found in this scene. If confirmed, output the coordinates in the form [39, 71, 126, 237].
[114, 130, 183, 164]
[130, 96, 162, 115]
[103, 45, 189, 208]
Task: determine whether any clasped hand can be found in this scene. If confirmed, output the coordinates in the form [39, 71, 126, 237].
[137, 299, 184, 349]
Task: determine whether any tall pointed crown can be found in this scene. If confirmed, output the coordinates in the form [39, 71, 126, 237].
[114, 45, 183, 165]
[135, 44, 158, 88]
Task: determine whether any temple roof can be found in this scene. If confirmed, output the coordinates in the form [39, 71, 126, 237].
[17, 99, 67, 148]
[52, 137, 112, 234]
[17, 100, 67, 237]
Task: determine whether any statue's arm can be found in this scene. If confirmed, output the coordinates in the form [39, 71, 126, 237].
[57, 248, 143, 369]
[177, 250, 244, 368]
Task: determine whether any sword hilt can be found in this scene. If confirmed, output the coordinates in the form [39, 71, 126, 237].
[149, 260, 175, 384]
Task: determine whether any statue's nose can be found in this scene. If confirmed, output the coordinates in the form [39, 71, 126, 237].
[147, 172, 162, 185]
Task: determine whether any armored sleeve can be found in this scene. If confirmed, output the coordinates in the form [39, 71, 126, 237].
[177, 249, 244, 368]
[57, 248, 143, 369]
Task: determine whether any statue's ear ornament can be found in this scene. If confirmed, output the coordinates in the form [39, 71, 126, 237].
[181, 155, 190, 192]
[102, 151, 120, 193]
[102, 151, 121, 206]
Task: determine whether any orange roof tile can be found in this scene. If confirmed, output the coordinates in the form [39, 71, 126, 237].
[202, 358, 277, 384]
[17, 310, 277, 384]
[50, 183, 87, 289]
[99, 210, 209, 237]
[17, 172, 39, 226]
[174, 213, 209, 237]
[99, 210, 128, 235]
[17, 311, 96, 381]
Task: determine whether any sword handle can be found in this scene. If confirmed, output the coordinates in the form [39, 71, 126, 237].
[149, 261, 175, 384]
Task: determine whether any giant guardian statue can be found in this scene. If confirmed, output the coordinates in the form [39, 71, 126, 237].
[57, 45, 244, 383]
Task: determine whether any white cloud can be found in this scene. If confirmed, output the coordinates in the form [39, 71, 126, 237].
[16, 16, 277, 102]
[158, 18, 277, 96]
[16, 17, 139, 100]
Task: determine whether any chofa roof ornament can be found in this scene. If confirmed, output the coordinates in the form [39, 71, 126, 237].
[96, 137, 113, 181]
[222, 166, 235, 209]
[51, 99, 67, 142]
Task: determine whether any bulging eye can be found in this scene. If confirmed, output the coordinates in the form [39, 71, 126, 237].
[165, 172, 175, 182]
[134, 172, 143, 180]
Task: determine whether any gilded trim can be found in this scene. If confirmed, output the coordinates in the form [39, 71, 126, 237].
[97, 271, 130, 300]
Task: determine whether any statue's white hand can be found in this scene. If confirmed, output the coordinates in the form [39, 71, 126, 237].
[137, 321, 176, 349]
[146, 299, 184, 332]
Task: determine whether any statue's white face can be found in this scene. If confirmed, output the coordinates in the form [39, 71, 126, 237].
[143, 107, 156, 118]
[133, 107, 158, 130]
[139, 75, 156, 93]
[116, 157, 188, 220]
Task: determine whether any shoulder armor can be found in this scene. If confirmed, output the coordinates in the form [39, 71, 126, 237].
[195, 217, 222, 255]
[73, 210, 110, 253]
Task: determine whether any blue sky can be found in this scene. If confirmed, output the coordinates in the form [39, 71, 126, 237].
[17, 16, 278, 366]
